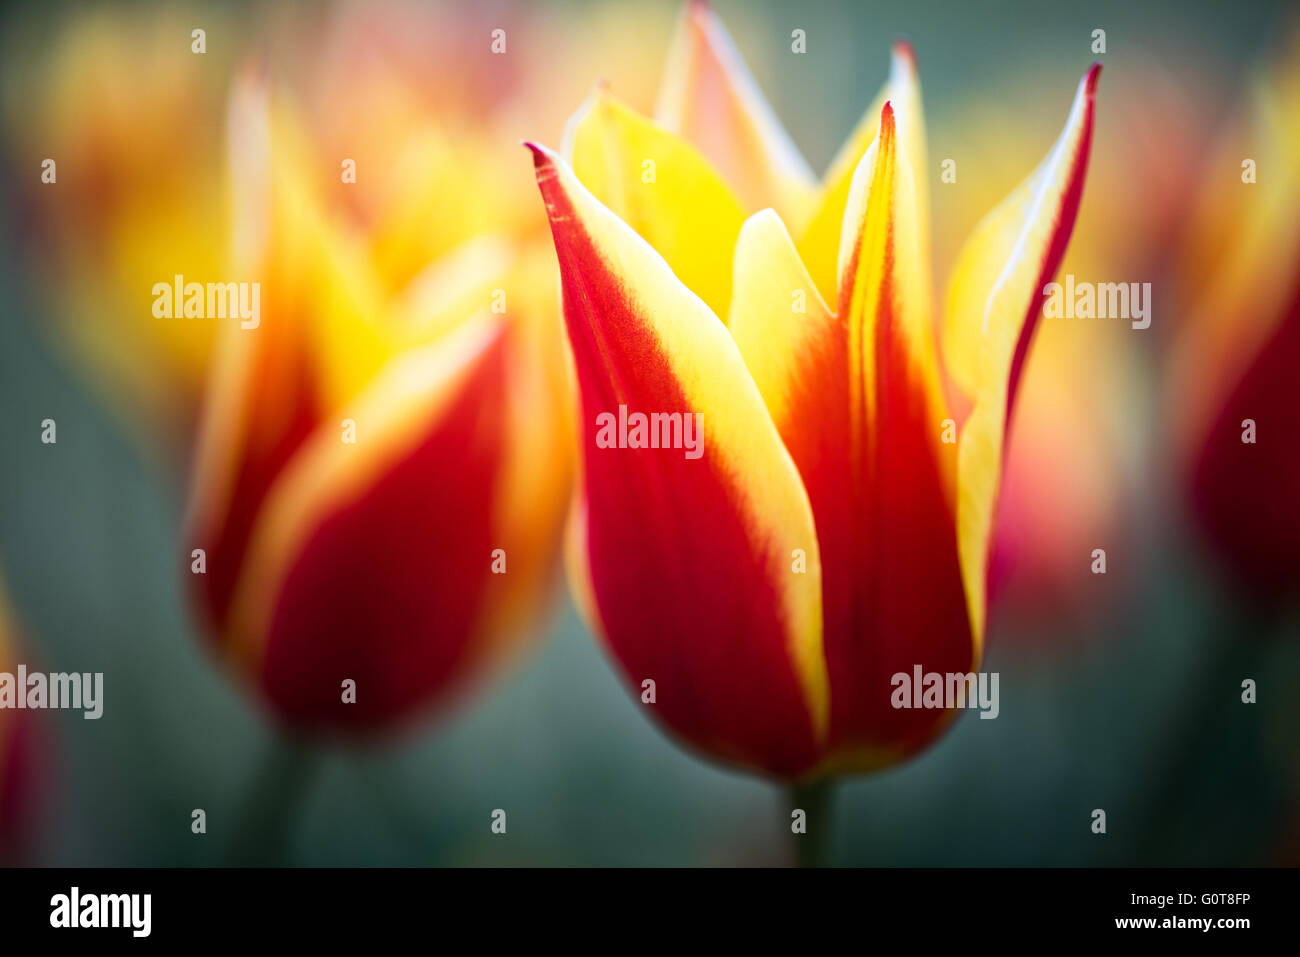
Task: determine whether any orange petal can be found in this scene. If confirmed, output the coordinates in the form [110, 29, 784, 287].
[655, 0, 817, 227]
[945, 65, 1100, 649]
[529, 141, 827, 777]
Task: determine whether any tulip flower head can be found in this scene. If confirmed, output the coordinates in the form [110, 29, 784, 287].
[0, 585, 42, 863]
[1172, 40, 1300, 606]
[1, 7, 233, 451]
[184, 70, 572, 736]
[529, 3, 1098, 778]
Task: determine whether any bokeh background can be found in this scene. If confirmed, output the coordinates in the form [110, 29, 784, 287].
[1, 0, 1297, 865]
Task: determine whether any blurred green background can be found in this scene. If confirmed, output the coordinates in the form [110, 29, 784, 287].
[2, 0, 1298, 865]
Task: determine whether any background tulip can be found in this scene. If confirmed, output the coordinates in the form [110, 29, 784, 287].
[1170, 37, 1300, 607]
[1, 5, 233, 454]
[528, 3, 1099, 781]
[0, 582, 45, 865]
[185, 73, 572, 735]
[0, 0, 664, 465]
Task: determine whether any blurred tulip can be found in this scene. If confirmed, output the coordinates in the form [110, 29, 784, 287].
[1, 6, 233, 453]
[0, 584, 44, 864]
[3, 2, 605, 735]
[2, 0, 666, 464]
[528, 3, 1099, 778]
[1170, 37, 1300, 606]
[184, 71, 572, 734]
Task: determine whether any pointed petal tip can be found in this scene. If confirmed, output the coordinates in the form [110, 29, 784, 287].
[525, 142, 565, 193]
[523, 140, 552, 168]
[1085, 62, 1102, 95]
[236, 51, 271, 88]
[892, 38, 917, 69]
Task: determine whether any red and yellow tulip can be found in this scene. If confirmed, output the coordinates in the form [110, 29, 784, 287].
[528, 3, 1099, 777]
[184, 71, 573, 734]
[0, 584, 43, 864]
[1, 0, 668, 462]
[1, 5, 233, 453]
[1171, 37, 1300, 604]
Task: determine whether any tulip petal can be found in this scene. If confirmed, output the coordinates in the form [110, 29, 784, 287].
[1172, 54, 1300, 454]
[187, 72, 383, 641]
[731, 104, 964, 771]
[728, 208, 839, 438]
[223, 315, 510, 730]
[565, 89, 747, 322]
[188, 76, 535, 731]
[529, 142, 828, 776]
[945, 65, 1099, 648]
[472, 244, 576, 662]
[655, 0, 817, 228]
[1177, 50, 1300, 600]
[809, 103, 970, 769]
[798, 42, 928, 305]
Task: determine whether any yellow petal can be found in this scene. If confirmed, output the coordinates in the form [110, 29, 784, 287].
[227, 70, 395, 411]
[947, 65, 1100, 651]
[798, 41, 928, 305]
[565, 88, 747, 321]
[728, 208, 838, 434]
[840, 100, 947, 466]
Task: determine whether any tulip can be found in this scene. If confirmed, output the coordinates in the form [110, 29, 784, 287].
[1, 6, 233, 453]
[0, 584, 43, 864]
[1, 0, 665, 464]
[184, 72, 572, 734]
[1171, 40, 1300, 606]
[528, 3, 1098, 778]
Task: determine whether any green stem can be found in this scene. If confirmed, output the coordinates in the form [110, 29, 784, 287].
[789, 777, 837, 867]
[222, 735, 322, 866]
